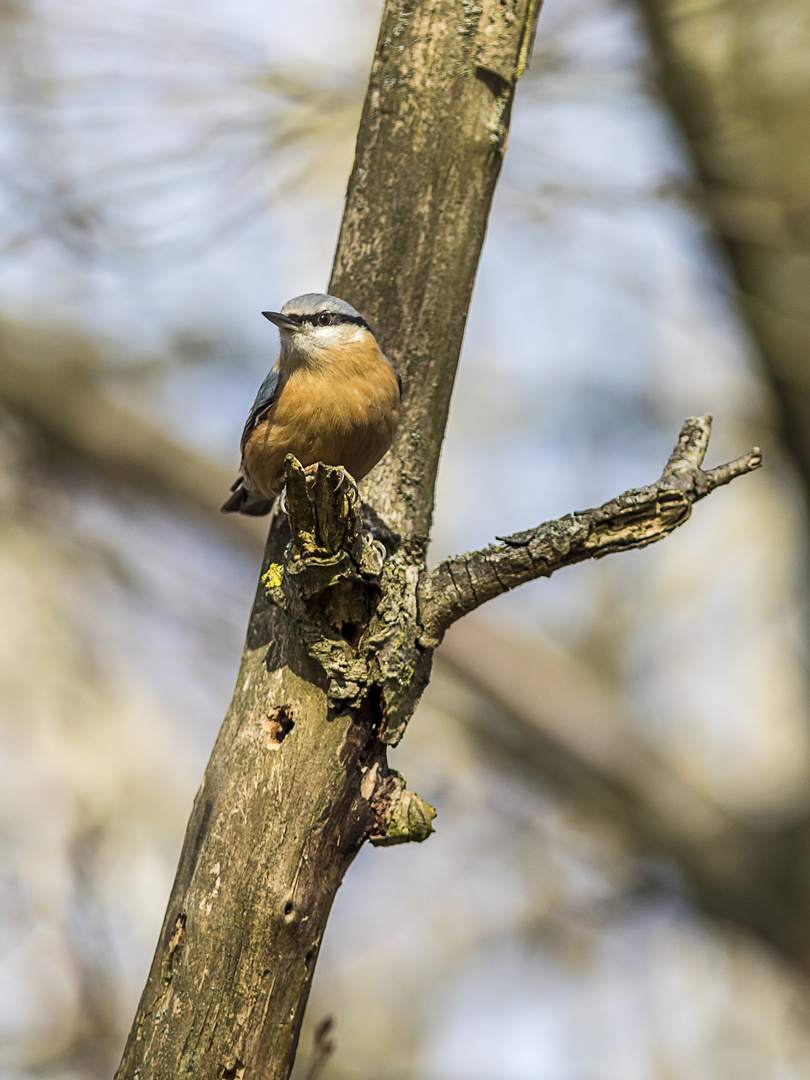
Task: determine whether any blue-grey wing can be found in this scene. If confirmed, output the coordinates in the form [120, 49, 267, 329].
[386, 355, 403, 399]
[240, 367, 282, 454]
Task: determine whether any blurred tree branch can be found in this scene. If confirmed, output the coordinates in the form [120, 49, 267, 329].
[0, 0, 805, 1070]
[439, 620, 810, 967]
[0, 7, 776, 1069]
[0, 320, 267, 547]
[633, 0, 810, 496]
[107, 0, 761, 1070]
[621, 0, 810, 970]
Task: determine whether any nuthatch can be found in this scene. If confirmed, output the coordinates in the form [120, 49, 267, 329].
[221, 293, 401, 516]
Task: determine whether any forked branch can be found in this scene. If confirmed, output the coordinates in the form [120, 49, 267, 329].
[418, 415, 762, 647]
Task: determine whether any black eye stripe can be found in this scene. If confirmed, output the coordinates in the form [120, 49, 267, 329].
[288, 312, 370, 330]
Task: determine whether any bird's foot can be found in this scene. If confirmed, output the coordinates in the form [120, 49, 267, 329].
[361, 531, 387, 573]
[279, 465, 357, 516]
[301, 463, 359, 506]
[336, 466, 360, 507]
[302, 462, 320, 486]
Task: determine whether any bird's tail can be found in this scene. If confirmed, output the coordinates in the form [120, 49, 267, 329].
[220, 477, 276, 517]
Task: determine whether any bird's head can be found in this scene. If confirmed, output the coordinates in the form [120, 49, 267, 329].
[262, 293, 374, 369]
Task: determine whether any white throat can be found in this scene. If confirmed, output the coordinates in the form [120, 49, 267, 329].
[279, 324, 369, 371]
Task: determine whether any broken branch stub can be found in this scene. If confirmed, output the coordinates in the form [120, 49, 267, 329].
[267, 455, 435, 789]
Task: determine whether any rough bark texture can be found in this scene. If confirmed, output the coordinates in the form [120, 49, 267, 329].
[115, 4, 759, 1079]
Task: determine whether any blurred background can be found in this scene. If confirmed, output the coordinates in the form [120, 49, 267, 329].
[1, 0, 810, 1076]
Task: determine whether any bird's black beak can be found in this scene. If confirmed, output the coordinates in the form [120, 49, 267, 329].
[262, 311, 299, 332]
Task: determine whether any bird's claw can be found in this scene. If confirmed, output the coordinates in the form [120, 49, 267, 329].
[279, 462, 360, 541]
[300, 463, 357, 501]
[336, 466, 360, 507]
[362, 531, 387, 572]
[302, 462, 320, 486]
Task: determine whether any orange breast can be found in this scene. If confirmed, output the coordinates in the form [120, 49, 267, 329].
[243, 345, 400, 499]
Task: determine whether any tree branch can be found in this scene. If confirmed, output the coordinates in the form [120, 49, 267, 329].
[418, 415, 762, 647]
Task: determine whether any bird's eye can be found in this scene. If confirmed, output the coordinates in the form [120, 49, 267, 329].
[317, 312, 332, 326]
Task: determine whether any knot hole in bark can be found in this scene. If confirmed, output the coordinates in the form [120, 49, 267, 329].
[161, 911, 186, 982]
[264, 706, 294, 748]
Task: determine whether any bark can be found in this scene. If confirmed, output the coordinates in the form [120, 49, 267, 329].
[115, 3, 759, 1078]
[4, 339, 789, 961]
[4, 341, 795, 959]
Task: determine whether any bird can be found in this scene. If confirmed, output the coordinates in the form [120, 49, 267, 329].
[221, 293, 401, 516]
